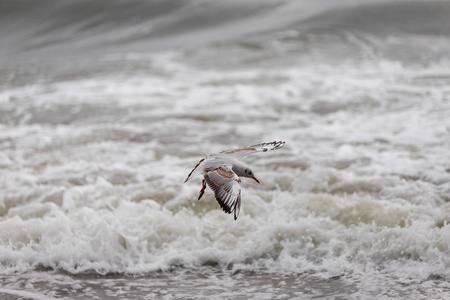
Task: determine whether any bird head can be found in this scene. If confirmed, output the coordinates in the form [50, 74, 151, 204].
[244, 168, 260, 183]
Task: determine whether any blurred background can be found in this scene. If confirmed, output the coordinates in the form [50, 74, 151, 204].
[1, 0, 450, 299]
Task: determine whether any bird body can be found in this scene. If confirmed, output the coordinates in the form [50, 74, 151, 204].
[184, 141, 285, 220]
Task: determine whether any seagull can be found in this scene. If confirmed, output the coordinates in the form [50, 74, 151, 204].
[184, 141, 285, 220]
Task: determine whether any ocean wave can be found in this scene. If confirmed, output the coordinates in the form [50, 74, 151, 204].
[1, 55, 449, 282]
[1, 2, 450, 297]
[2, 0, 450, 62]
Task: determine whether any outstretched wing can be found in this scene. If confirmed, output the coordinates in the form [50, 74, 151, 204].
[219, 141, 285, 160]
[184, 158, 206, 183]
[204, 165, 242, 220]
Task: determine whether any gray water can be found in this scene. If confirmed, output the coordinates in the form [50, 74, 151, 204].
[1, 0, 450, 299]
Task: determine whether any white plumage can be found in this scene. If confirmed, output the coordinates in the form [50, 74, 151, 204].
[184, 141, 285, 220]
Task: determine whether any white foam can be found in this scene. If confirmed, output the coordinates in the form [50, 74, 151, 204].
[1, 52, 449, 289]
[0, 288, 59, 300]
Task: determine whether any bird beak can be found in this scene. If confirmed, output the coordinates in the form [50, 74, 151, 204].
[252, 177, 260, 184]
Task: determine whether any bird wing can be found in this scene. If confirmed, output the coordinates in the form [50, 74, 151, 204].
[184, 158, 206, 183]
[219, 141, 285, 160]
[204, 165, 242, 220]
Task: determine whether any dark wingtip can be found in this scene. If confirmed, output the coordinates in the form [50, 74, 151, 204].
[274, 141, 285, 149]
[233, 194, 241, 220]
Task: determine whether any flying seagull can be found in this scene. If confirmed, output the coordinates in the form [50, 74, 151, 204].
[184, 141, 285, 220]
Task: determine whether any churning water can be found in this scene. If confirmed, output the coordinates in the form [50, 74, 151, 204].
[1, 0, 450, 299]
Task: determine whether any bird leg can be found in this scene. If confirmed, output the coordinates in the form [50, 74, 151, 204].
[198, 179, 206, 200]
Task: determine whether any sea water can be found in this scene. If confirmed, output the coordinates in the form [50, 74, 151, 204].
[1, 0, 450, 299]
